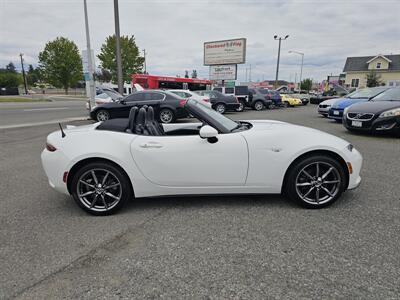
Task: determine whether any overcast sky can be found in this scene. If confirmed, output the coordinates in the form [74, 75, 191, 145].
[1, 0, 399, 82]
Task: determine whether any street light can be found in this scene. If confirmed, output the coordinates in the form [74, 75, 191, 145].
[289, 50, 304, 90]
[274, 35, 289, 89]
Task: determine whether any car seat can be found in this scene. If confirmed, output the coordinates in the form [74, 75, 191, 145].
[135, 107, 150, 135]
[127, 106, 138, 133]
[146, 106, 164, 136]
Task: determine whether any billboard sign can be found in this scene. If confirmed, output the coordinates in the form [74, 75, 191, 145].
[209, 64, 237, 80]
[204, 38, 246, 65]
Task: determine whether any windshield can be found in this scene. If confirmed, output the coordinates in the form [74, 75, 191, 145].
[371, 88, 400, 101]
[348, 87, 387, 99]
[187, 99, 238, 132]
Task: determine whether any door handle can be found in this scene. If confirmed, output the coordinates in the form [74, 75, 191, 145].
[139, 142, 163, 149]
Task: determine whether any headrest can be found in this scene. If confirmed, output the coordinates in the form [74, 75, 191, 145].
[147, 106, 155, 122]
[136, 107, 146, 125]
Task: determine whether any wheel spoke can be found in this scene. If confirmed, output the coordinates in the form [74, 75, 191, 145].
[90, 195, 99, 208]
[80, 190, 95, 197]
[323, 180, 340, 184]
[316, 163, 320, 177]
[315, 188, 320, 203]
[296, 182, 313, 187]
[105, 192, 119, 201]
[104, 183, 120, 190]
[91, 171, 99, 185]
[80, 180, 94, 189]
[321, 167, 333, 180]
[321, 186, 333, 197]
[101, 195, 108, 209]
[302, 170, 314, 180]
[303, 186, 315, 198]
[102, 172, 109, 185]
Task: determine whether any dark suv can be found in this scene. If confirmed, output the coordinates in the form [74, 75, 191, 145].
[90, 90, 188, 123]
[248, 88, 273, 110]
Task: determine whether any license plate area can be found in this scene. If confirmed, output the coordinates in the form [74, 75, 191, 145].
[352, 121, 362, 127]
[333, 110, 340, 115]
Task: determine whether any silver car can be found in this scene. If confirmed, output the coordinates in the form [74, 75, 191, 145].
[318, 98, 339, 117]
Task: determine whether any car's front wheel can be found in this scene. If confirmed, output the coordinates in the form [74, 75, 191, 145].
[159, 108, 175, 123]
[71, 161, 132, 215]
[284, 155, 346, 208]
[96, 109, 110, 122]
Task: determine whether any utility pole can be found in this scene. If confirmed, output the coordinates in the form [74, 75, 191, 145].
[142, 49, 147, 74]
[289, 50, 304, 91]
[249, 64, 252, 82]
[245, 67, 248, 82]
[19, 53, 28, 94]
[114, 0, 124, 95]
[274, 35, 289, 89]
[83, 0, 95, 112]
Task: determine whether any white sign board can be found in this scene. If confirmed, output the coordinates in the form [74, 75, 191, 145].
[210, 65, 237, 80]
[204, 38, 246, 66]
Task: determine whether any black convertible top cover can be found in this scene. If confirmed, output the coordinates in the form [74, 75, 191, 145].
[96, 118, 129, 132]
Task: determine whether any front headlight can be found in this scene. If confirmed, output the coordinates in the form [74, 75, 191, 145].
[379, 108, 400, 118]
[343, 107, 349, 116]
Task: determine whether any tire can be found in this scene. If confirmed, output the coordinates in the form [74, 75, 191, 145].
[159, 108, 175, 123]
[215, 103, 226, 114]
[236, 100, 245, 112]
[96, 109, 110, 122]
[284, 155, 346, 208]
[253, 100, 264, 111]
[283, 101, 289, 108]
[71, 161, 132, 216]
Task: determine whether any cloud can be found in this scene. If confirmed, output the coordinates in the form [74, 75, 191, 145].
[1, 0, 399, 82]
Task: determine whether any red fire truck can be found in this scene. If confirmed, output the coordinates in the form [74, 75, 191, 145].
[132, 74, 211, 91]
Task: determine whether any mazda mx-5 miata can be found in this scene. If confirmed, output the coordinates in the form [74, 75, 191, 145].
[42, 100, 363, 215]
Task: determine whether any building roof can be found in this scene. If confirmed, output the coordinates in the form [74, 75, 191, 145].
[343, 54, 400, 72]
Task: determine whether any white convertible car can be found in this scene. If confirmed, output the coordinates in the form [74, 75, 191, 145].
[42, 100, 362, 215]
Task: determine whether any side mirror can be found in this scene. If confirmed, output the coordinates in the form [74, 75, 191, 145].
[120, 99, 126, 105]
[199, 125, 218, 143]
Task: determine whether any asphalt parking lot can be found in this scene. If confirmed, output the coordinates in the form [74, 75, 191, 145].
[1, 104, 399, 299]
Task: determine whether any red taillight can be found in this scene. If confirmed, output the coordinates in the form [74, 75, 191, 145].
[203, 98, 209, 102]
[179, 99, 187, 107]
[63, 172, 69, 183]
[46, 143, 57, 152]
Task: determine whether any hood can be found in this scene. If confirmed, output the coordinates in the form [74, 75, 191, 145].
[347, 100, 400, 114]
[320, 98, 341, 106]
[332, 97, 369, 109]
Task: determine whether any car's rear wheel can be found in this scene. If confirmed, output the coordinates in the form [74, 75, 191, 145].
[236, 100, 245, 112]
[215, 103, 226, 114]
[71, 161, 132, 216]
[96, 109, 110, 122]
[284, 155, 346, 208]
[283, 101, 289, 108]
[159, 108, 175, 123]
[253, 100, 264, 111]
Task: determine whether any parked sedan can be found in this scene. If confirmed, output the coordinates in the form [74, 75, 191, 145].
[90, 90, 188, 123]
[328, 87, 389, 122]
[195, 90, 240, 114]
[343, 87, 400, 135]
[318, 98, 340, 117]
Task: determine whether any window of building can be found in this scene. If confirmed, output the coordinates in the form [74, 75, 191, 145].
[351, 78, 359, 88]
[376, 62, 381, 69]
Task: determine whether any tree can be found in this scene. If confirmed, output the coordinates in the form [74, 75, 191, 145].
[95, 68, 112, 83]
[6, 62, 16, 73]
[38, 37, 83, 94]
[191, 69, 197, 78]
[27, 64, 41, 86]
[300, 78, 312, 91]
[98, 35, 144, 84]
[184, 70, 189, 78]
[0, 72, 22, 88]
[366, 71, 382, 87]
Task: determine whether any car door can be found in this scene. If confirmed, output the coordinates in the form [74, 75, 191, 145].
[130, 131, 248, 187]
[112, 93, 145, 118]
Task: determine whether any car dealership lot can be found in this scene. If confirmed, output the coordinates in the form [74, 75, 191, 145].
[1, 105, 399, 299]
